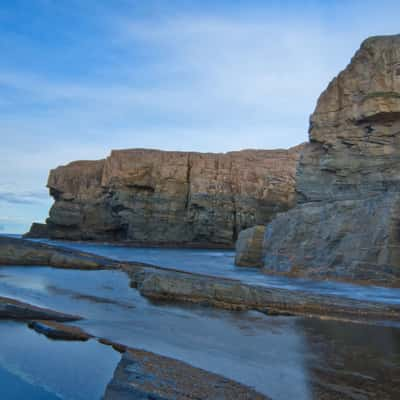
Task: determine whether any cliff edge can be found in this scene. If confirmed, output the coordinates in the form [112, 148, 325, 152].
[26, 146, 303, 246]
[260, 35, 400, 286]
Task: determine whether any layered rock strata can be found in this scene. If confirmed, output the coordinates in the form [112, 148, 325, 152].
[259, 35, 400, 286]
[26, 146, 303, 246]
[128, 267, 400, 323]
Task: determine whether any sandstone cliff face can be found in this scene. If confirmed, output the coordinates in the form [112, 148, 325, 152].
[27, 146, 302, 246]
[262, 35, 400, 285]
[298, 35, 400, 203]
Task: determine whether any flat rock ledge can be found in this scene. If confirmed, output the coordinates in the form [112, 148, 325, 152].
[20, 320, 269, 399]
[2, 237, 399, 324]
[127, 268, 400, 324]
[0, 236, 117, 270]
[0, 296, 81, 321]
[103, 344, 268, 400]
[28, 320, 92, 341]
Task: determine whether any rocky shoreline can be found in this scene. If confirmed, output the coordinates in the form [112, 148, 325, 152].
[1, 236, 399, 324]
[0, 308, 268, 399]
[0, 236, 116, 270]
[127, 267, 400, 323]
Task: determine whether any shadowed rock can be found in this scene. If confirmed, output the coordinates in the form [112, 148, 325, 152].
[28, 320, 92, 341]
[0, 297, 81, 321]
[235, 225, 265, 267]
[25, 146, 303, 246]
[0, 236, 117, 270]
[252, 35, 400, 286]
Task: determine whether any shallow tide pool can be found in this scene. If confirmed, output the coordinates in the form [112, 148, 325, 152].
[0, 321, 120, 400]
[0, 262, 399, 399]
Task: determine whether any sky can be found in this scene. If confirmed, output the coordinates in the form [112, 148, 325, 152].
[1, 0, 400, 233]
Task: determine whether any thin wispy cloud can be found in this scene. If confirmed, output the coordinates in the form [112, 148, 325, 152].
[0, 190, 49, 205]
[1, 0, 400, 233]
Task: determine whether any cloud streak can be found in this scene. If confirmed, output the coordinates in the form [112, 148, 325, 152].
[0, 190, 49, 205]
[1, 1, 400, 232]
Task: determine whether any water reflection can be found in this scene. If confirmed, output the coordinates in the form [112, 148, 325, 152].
[299, 318, 400, 399]
[0, 257, 399, 399]
[0, 266, 311, 399]
[0, 321, 120, 400]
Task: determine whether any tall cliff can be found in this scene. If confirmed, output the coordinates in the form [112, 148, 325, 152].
[27, 146, 303, 246]
[261, 35, 400, 286]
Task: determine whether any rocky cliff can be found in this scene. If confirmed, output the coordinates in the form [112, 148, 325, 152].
[261, 35, 400, 286]
[27, 146, 302, 246]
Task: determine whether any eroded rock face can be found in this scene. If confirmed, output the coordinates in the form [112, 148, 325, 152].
[298, 35, 400, 203]
[27, 146, 303, 246]
[235, 225, 265, 267]
[262, 35, 400, 286]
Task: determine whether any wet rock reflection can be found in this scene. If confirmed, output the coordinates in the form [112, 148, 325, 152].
[298, 318, 400, 399]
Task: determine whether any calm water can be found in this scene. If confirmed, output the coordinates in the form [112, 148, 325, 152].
[0, 262, 400, 399]
[0, 321, 120, 400]
[35, 238, 400, 305]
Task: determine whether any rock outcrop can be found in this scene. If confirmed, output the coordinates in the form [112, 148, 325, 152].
[103, 348, 268, 400]
[28, 321, 92, 341]
[128, 267, 400, 322]
[0, 296, 81, 321]
[261, 35, 400, 286]
[3, 237, 399, 322]
[26, 147, 303, 246]
[0, 236, 116, 270]
[234, 225, 265, 267]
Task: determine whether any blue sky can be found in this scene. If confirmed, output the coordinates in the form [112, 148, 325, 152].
[1, 0, 400, 233]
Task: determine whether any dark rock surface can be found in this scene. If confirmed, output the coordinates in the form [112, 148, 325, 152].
[235, 225, 265, 267]
[28, 320, 92, 341]
[259, 35, 400, 286]
[0, 236, 117, 270]
[25, 146, 303, 246]
[127, 267, 400, 323]
[0, 297, 81, 321]
[103, 347, 268, 400]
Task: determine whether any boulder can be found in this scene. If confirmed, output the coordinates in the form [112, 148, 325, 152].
[235, 225, 265, 267]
